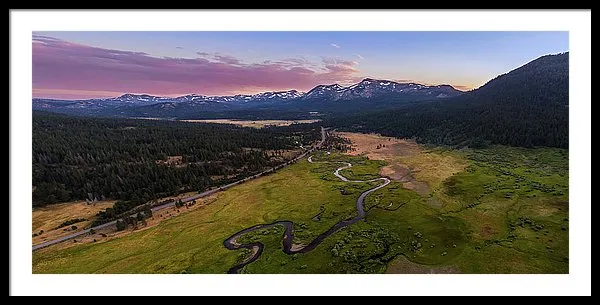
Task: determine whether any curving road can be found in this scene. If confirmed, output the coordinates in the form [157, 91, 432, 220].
[32, 127, 328, 252]
[223, 155, 391, 273]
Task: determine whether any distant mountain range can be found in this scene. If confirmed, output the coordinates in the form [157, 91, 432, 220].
[32, 79, 463, 119]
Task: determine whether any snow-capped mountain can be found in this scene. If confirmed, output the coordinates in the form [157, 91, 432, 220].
[304, 84, 346, 99]
[111, 93, 173, 104]
[32, 79, 463, 118]
[304, 78, 462, 101]
[250, 90, 304, 101]
[98, 90, 305, 105]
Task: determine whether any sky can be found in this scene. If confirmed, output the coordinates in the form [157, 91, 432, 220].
[32, 31, 568, 99]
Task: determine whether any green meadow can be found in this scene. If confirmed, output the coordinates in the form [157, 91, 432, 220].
[33, 146, 568, 274]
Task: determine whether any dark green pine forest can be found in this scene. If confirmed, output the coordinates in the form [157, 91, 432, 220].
[328, 53, 569, 148]
[32, 112, 321, 207]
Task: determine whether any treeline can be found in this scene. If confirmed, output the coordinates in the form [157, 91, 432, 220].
[32, 111, 320, 206]
[327, 53, 569, 149]
[328, 99, 568, 148]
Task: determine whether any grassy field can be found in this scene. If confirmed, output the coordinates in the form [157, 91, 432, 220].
[32, 200, 115, 245]
[33, 137, 568, 274]
[442, 147, 569, 273]
[32, 152, 381, 273]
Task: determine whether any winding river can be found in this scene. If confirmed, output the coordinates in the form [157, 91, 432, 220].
[223, 155, 391, 273]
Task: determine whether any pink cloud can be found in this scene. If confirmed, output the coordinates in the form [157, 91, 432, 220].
[451, 85, 473, 91]
[33, 35, 363, 99]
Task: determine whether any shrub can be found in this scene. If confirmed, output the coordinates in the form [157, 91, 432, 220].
[116, 219, 126, 231]
[54, 218, 86, 230]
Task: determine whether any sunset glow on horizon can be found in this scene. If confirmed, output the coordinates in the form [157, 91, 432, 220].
[33, 31, 568, 100]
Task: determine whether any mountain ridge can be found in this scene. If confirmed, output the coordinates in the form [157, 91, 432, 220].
[32, 78, 464, 118]
[34, 78, 463, 104]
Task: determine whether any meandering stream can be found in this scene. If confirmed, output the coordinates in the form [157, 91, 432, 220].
[223, 155, 391, 274]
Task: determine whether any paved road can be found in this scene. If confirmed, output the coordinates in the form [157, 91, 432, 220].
[223, 154, 391, 273]
[32, 127, 327, 252]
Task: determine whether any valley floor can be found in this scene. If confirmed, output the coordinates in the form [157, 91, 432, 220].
[32, 132, 568, 274]
[179, 119, 319, 128]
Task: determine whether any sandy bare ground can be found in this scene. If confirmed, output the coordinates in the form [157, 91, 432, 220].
[180, 119, 319, 128]
[290, 243, 307, 252]
[338, 132, 421, 161]
[379, 164, 413, 182]
[385, 255, 460, 274]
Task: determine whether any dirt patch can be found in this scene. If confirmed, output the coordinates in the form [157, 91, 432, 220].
[337, 132, 421, 161]
[386, 255, 460, 274]
[290, 243, 307, 252]
[380, 163, 432, 196]
[403, 181, 431, 197]
[479, 226, 497, 239]
[380, 164, 413, 182]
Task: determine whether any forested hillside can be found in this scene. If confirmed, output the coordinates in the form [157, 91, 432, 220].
[32, 112, 320, 206]
[329, 53, 569, 148]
